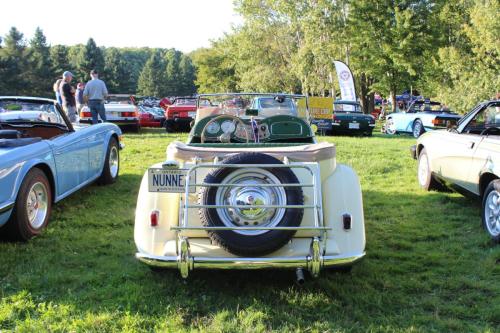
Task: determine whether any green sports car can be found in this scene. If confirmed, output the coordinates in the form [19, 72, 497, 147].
[330, 100, 375, 136]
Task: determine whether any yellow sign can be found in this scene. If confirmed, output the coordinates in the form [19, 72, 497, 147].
[305, 97, 334, 119]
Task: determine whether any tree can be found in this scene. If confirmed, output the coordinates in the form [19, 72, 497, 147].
[50, 45, 71, 79]
[178, 55, 196, 95]
[191, 46, 238, 93]
[164, 49, 182, 96]
[104, 48, 132, 93]
[75, 38, 104, 82]
[28, 27, 53, 97]
[433, 0, 499, 112]
[137, 51, 165, 96]
[0, 27, 30, 95]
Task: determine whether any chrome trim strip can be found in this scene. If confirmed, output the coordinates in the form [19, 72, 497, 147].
[0, 202, 14, 214]
[170, 226, 331, 231]
[187, 204, 316, 209]
[189, 183, 313, 188]
[136, 252, 365, 271]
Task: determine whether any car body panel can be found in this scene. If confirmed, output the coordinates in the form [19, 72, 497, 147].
[134, 93, 366, 278]
[387, 100, 461, 135]
[415, 100, 500, 196]
[80, 95, 140, 128]
[0, 96, 123, 228]
[164, 98, 198, 132]
[313, 100, 375, 135]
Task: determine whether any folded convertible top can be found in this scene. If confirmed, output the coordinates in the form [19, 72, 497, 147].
[167, 141, 335, 162]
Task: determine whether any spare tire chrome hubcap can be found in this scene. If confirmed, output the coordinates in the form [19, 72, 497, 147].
[26, 182, 48, 229]
[215, 168, 286, 235]
[485, 190, 500, 237]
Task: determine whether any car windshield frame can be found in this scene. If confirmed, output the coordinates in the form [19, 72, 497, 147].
[0, 98, 69, 128]
[334, 101, 362, 113]
[196, 93, 310, 123]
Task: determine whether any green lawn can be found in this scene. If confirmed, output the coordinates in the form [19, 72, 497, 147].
[1, 128, 499, 332]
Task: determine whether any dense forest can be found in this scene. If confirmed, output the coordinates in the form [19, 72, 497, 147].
[0, 0, 498, 114]
[0, 27, 196, 98]
[192, 0, 499, 113]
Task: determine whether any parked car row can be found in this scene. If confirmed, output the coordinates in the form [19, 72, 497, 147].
[1, 93, 497, 282]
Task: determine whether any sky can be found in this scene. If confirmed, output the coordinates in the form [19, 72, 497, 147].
[0, 0, 241, 52]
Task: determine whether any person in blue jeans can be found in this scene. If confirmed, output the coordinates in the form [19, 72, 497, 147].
[83, 69, 108, 124]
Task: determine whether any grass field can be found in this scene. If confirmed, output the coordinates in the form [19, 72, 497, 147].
[1, 128, 499, 332]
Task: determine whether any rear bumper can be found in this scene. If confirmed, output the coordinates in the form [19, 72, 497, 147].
[136, 237, 365, 278]
[80, 118, 139, 125]
[166, 117, 193, 126]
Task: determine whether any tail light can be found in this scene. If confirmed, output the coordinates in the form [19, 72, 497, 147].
[81, 111, 92, 118]
[332, 114, 335, 120]
[342, 213, 352, 230]
[432, 118, 445, 126]
[122, 111, 138, 117]
[150, 210, 159, 227]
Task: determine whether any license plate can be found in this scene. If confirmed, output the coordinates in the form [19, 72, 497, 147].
[349, 122, 360, 129]
[148, 168, 195, 193]
[188, 112, 196, 118]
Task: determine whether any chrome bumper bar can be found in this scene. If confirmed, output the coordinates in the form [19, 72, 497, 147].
[136, 237, 365, 278]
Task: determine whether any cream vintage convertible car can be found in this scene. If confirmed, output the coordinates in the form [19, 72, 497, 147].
[413, 99, 500, 243]
[134, 93, 366, 280]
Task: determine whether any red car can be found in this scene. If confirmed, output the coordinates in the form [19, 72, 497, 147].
[163, 97, 199, 132]
[139, 106, 165, 128]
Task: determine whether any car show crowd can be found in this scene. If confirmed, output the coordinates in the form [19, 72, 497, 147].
[52, 69, 109, 124]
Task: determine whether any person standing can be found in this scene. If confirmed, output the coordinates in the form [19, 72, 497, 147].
[83, 69, 108, 124]
[75, 82, 85, 122]
[53, 78, 63, 105]
[59, 71, 77, 122]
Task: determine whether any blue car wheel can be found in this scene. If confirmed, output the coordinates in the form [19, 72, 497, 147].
[5, 168, 52, 241]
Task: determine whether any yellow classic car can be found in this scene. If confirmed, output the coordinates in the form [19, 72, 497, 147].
[134, 93, 366, 280]
[413, 99, 500, 243]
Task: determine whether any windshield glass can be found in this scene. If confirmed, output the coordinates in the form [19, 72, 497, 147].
[174, 98, 197, 105]
[334, 102, 362, 113]
[410, 102, 446, 112]
[107, 95, 133, 104]
[0, 100, 65, 125]
[196, 93, 309, 122]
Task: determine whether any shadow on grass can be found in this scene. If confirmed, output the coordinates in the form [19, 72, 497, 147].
[1, 186, 498, 331]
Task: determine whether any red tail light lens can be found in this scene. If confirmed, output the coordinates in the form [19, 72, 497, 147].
[81, 111, 92, 118]
[150, 210, 159, 227]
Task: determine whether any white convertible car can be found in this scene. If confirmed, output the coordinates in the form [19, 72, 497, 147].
[412, 99, 500, 242]
[134, 93, 366, 281]
[385, 100, 461, 138]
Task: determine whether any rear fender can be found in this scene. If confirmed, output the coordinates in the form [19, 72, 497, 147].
[134, 170, 181, 256]
[322, 163, 366, 256]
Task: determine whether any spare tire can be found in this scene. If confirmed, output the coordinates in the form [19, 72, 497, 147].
[199, 152, 304, 256]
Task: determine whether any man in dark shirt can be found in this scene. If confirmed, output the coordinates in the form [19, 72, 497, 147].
[59, 71, 77, 122]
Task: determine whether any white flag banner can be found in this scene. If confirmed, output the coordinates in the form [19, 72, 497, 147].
[334, 60, 357, 102]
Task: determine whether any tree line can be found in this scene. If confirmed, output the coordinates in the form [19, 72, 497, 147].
[191, 0, 499, 113]
[0, 27, 196, 98]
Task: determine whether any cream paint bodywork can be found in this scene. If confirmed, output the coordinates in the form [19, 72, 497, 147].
[418, 130, 500, 195]
[134, 145, 365, 263]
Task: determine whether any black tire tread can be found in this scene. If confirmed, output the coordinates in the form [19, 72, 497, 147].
[198, 153, 304, 256]
[98, 137, 119, 185]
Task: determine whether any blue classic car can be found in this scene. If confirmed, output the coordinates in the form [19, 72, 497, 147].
[0, 97, 124, 240]
[384, 99, 461, 138]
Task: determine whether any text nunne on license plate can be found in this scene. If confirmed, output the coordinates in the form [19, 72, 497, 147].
[148, 168, 195, 193]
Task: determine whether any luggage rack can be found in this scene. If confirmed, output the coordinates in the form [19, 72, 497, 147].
[164, 162, 330, 278]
